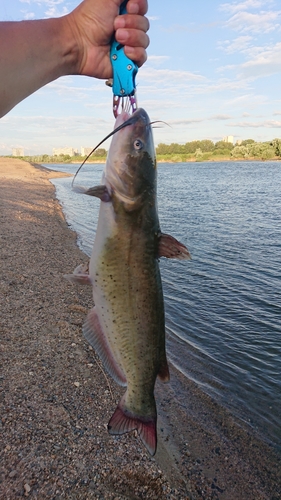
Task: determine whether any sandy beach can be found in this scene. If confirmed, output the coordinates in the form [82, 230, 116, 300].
[1, 157, 280, 499]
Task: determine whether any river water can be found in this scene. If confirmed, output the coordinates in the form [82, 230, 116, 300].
[45, 161, 281, 451]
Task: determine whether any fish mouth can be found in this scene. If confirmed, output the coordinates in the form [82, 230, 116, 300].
[72, 109, 150, 189]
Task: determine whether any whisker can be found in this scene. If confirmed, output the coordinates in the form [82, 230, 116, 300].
[149, 120, 171, 128]
[72, 112, 141, 189]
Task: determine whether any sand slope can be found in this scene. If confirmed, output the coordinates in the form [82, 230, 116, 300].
[1, 158, 280, 499]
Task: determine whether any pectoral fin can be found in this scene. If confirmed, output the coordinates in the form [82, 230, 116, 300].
[64, 274, 91, 285]
[83, 307, 127, 387]
[158, 233, 191, 260]
[73, 184, 111, 202]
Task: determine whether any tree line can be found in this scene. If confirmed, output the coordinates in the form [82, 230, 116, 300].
[8, 138, 281, 163]
[156, 139, 234, 155]
[156, 138, 281, 161]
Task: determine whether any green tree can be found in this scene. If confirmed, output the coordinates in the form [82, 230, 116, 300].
[230, 145, 249, 158]
[91, 148, 107, 157]
[195, 148, 203, 159]
[214, 141, 234, 151]
[213, 148, 231, 156]
[199, 140, 215, 152]
[156, 143, 171, 155]
[270, 138, 281, 156]
[241, 139, 255, 146]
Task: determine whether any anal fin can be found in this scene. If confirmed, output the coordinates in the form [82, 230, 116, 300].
[83, 307, 127, 387]
[158, 357, 170, 382]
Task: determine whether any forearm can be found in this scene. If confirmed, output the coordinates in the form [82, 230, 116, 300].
[0, 0, 149, 118]
[0, 17, 79, 117]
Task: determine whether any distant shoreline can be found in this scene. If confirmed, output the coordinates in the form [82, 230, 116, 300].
[2, 156, 281, 166]
[36, 157, 281, 164]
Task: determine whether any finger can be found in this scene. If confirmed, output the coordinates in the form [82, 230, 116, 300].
[126, 0, 148, 16]
[115, 28, 149, 49]
[114, 14, 150, 33]
[124, 46, 148, 67]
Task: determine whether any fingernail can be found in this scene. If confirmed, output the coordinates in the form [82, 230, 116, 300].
[128, 2, 139, 14]
[114, 16, 125, 29]
[116, 29, 129, 43]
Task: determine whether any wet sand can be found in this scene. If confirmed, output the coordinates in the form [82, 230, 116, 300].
[1, 157, 280, 499]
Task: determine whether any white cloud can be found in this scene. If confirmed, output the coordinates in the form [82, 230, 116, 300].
[225, 93, 268, 109]
[225, 10, 281, 33]
[139, 114, 233, 127]
[229, 119, 281, 127]
[19, 0, 69, 17]
[0, 114, 114, 154]
[204, 79, 250, 92]
[219, 1, 267, 14]
[45, 78, 106, 101]
[147, 55, 170, 65]
[22, 11, 36, 20]
[209, 114, 232, 120]
[147, 16, 160, 21]
[140, 67, 206, 87]
[218, 38, 281, 80]
[218, 35, 253, 54]
[164, 21, 219, 34]
[44, 6, 69, 17]
[167, 118, 204, 126]
[0, 143, 11, 151]
[239, 41, 281, 77]
[20, 0, 65, 4]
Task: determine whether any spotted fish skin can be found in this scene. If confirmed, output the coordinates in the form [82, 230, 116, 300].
[68, 108, 191, 455]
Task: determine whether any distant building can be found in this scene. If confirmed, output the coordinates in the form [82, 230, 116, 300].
[52, 147, 78, 156]
[12, 147, 24, 156]
[81, 147, 93, 156]
[236, 139, 242, 145]
[223, 136, 234, 144]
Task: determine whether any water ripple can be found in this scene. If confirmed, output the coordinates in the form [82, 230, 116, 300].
[48, 161, 281, 449]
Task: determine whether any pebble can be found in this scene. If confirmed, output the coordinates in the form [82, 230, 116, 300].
[2, 159, 280, 500]
[24, 483, 31, 495]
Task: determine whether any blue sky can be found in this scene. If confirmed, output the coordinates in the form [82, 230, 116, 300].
[1, 0, 281, 155]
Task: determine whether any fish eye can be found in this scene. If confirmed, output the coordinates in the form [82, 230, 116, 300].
[134, 139, 143, 150]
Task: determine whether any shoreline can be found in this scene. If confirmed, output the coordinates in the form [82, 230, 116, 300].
[69, 158, 281, 164]
[5, 156, 281, 166]
[1, 158, 280, 499]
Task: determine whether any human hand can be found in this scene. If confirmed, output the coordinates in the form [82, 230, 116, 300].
[66, 0, 149, 79]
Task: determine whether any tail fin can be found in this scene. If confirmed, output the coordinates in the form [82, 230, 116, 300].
[107, 396, 157, 456]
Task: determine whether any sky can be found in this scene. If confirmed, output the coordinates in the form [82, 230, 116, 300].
[1, 0, 281, 155]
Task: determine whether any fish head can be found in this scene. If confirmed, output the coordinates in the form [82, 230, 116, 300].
[105, 108, 156, 211]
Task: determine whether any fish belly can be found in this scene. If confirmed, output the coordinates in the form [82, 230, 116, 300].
[96, 204, 164, 390]
[85, 199, 168, 454]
